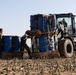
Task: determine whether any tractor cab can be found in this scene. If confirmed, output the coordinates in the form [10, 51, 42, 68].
[55, 13, 76, 36]
[53, 13, 76, 57]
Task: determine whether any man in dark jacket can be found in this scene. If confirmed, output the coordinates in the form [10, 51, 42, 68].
[58, 19, 67, 38]
[21, 33, 31, 56]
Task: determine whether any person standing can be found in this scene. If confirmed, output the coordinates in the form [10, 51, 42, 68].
[21, 33, 31, 56]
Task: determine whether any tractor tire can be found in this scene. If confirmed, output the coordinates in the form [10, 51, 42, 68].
[58, 39, 73, 58]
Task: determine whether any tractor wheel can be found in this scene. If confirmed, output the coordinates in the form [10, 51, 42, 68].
[58, 39, 73, 58]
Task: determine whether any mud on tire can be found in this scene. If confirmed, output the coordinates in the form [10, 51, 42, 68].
[58, 39, 73, 58]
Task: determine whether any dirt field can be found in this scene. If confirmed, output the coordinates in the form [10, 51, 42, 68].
[0, 51, 75, 75]
[0, 55, 76, 75]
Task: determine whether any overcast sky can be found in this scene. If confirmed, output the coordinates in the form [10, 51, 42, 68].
[0, 0, 76, 46]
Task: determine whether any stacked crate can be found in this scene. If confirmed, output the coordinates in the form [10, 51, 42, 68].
[2, 36, 20, 52]
[30, 14, 50, 52]
[2, 36, 12, 52]
[12, 36, 20, 52]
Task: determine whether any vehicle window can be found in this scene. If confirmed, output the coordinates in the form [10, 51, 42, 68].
[56, 17, 72, 30]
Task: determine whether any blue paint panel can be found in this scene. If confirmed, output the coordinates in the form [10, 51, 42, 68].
[30, 15, 38, 30]
[30, 15, 48, 32]
[38, 16, 44, 32]
[3, 41, 12, 47]
[39, 36, 48, 52]
[43, 17, 48, 32]
[12, 36, 20, 52]
[12, 36, 20, 45]
[30, 16, 35, 30]
[38, 16, 48, 32]
[2, 36, 12, 52]
[2, 36, 12, 41]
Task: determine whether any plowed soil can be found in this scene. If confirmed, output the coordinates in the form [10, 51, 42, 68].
[0, 52, 76, 75]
